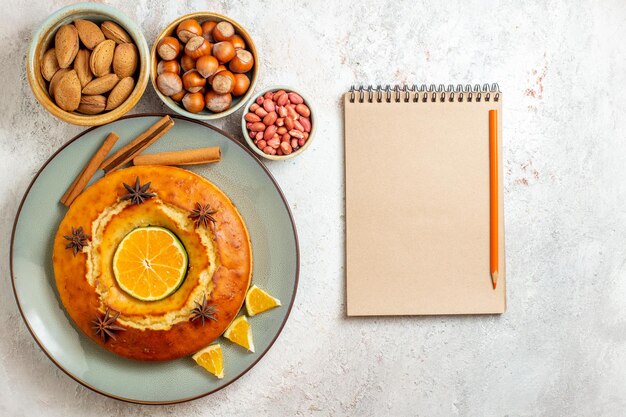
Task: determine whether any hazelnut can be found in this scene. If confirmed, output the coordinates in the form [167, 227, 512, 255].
[184, 36, 211, 59]
[201, 21, 217, 42]
[212, 41, 235, 64]
[231, 35, 246, 50]
[156, 72, 183, 96]
[180, 54, 196, 72]
[182, 69, 206, 93]
[232, 73, 250, 97]
[212, 21, 235, 42]
[157, 59, 180, 75]
[176, 19, 202, 43]
[182, 92, 205, 113]
[170, 89, 185, 102]
[195, 55, 219, 78]
[205, 90, 232, 112]
[157, 36, 181, 60]
[228, 49, 254, 73]
[208, 65, 226, 84]
[211, 70, 235, 94]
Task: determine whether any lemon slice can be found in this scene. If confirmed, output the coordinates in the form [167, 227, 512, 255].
[112, 226, 188, 301]
[223, 316, 254, 352]
[245, 285, 281, 317]
[192, 344, 224, 379]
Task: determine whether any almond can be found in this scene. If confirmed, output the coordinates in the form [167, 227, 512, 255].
[40, 48, 60, 81]
[77, 95, 106, 114]
[48, 68, 70, 96]
[112, 43, 138, 78]
[106, 77, 134, 110]
[89, 39, 115, 77]
[82, 73, 119, 95]
[73, 49, 93, 87]
[54, 70, 81, 111]
[101, 21, 132, 44]
[55, 24, 79, 68]
[74, 19, 105, 50]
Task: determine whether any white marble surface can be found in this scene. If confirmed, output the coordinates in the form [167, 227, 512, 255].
[1, 0, 625, 416]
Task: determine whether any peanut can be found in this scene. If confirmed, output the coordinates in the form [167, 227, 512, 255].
[289, 129, 304, 139]
[249, 122, 265, 131]
[288, 92, 303, 104]
[280, 142, 292, 155]
[263, 111, 277, 126]
[245, 112, 261, 122]
[263, 99, 275, 112]
[295, 103, 310, 117]
[255, 107, 268, 117]
[293, 119, 305, 132]
[267, 138, 280, 149]
[284, 117, 294, 131]
[277, 93, 289, 106]
[287, 106, 299, 120]
[263, 125, 277, 141]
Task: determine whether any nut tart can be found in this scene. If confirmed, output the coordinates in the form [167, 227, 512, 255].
[52, 165, 252, 361]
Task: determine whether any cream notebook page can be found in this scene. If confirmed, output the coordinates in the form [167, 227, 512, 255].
[344, 86, 505, 316]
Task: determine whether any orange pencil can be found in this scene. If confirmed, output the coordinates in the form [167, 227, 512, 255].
[489, 110, 499, 289]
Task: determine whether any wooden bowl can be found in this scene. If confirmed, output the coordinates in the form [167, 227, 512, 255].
[150, 12, 259, 121]
[241, 86, 315, 161]
[26, 3, 150, 126]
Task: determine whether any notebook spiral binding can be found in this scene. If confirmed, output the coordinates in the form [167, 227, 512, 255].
[348, 84, 500, 103]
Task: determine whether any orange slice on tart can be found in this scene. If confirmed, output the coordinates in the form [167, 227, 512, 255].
[112, 226, 188, 301]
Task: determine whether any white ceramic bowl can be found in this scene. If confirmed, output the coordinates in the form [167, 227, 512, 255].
[241, 86, 315, 161]
[150, 12, 259, 121]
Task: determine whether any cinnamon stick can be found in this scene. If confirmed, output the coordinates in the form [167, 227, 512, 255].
[100, 115, 174, 173]
[133, 147, 221, 166]
[60, 166, 86, 204]
[61, 132, 119, 206]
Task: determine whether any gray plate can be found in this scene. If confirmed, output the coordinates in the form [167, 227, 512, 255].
[10, 114, 299, 404]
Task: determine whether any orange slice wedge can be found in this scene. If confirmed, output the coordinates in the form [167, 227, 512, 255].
[192, 344, 224, 379]
[245, 285, 281, 317]
[223, 316, 254, 352]
[112, 226, 188, 301]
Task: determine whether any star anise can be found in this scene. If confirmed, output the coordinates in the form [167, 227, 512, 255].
[190, 294, 218, 325]
[188, 202, 218, 228]
[91, 308, 126, 343]
[121, 177, 155, 205]
[63, 226, 90, 256]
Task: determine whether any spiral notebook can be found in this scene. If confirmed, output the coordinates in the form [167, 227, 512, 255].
[344, 84, 505, 316]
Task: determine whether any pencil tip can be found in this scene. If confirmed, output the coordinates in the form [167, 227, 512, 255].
[491, 272, 498, 290]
